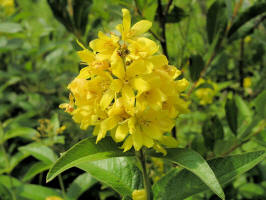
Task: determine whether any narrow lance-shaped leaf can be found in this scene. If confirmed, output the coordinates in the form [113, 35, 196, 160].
[225, 97, 238, 135]
[23, 162, 51, 182]
[19, 143, 57, 164]
[227, 2, 266, 38]
[46, 137, 134, 182]
[189, 55, 205, 82]
[153, 151, 266, 200]
[149, 148, 225, 200]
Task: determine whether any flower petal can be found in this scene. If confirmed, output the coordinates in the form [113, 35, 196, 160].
[131, 20, 152, 37]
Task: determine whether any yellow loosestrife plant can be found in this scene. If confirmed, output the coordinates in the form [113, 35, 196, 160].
[60, 8, 189, 154]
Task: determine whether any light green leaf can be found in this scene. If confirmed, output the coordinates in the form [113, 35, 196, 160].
[46, 137, 134, 182]
[253, 90, 266, 118]
[67, 173, 97, 200]
[77, 157, 143, 198]
[150, 148, 225, 200]
[0, 175, 62, 200]
[0, 23, 23, 33]
[153, 151, 266, 200]
[19, 143, 57, 164]
[4, 127, 38, 142]
[23, 162, 51, 182]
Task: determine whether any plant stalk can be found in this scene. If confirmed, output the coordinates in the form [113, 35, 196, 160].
[58, 174, 66, 199]
[137, 149, 152, 200]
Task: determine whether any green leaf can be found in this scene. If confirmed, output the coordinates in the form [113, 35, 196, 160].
[0, 175, 62, 200]
[0, 23, 23, 34]
[238, 182, 266, 198]
[227, 2, 266, 38]
[189, 55, 205, 82]
[202, 116, 224, 151]
[77, 157, 143, 198]
[225, 97, 238, 135]
[67, 173, 97, 200]
[4, 127, 38, 142]
[19, 143, 57, 164]
[46, 137, 134, 182]
[23, 162, 51, 182]
[150, 148, 225, 200]
[206, 0, 227, 44]
[166, 6, 187, 23]
[153, 151, 266, 200]
[253, 90, 266, 118]
[196, 82, 214, 90]
[135, 0, 158, 21]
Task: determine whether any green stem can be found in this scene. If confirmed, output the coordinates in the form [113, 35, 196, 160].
[58, 174, 66, 199]
[137, 149, 152, 200]
[1, 143, 16, 200]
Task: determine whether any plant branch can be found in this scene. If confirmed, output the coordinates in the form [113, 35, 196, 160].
[164, 0, 173, 15]
[239, 38, 245, 88]
[157, 0, 169, 58]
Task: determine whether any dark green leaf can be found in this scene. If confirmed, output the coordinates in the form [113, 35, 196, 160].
[46, 137, 134, 182]
[153, 151, 266, 200]
[166, 6, 187, 23]
[225, 97, 238, 135]
[67, 173, 97, 200]
[150, 148, 225, 200]
[77, 157, 143, 198]
[189, 55, 205, 82]
[202, 116, 224, 150]
[206, 0, 227, 44]
[227, 2, 266, 38]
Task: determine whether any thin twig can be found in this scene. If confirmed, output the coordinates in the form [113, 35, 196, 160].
[164, 0, 173, 15]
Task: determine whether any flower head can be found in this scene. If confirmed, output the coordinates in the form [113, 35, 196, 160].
[61, 9, 189, 154]
[195, 78, 217, 105]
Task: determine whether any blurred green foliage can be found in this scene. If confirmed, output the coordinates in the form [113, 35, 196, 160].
[0, 0, 265, 199]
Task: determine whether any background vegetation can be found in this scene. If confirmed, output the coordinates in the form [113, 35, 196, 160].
[0, 0, 265, 199]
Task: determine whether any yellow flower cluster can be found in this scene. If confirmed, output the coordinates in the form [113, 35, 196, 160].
[195, 78, 217, 105]
[60, 9, 189, 153]
[132, 189, 147, 200]
[243, 77, 252, 88]
[0, 0, 14, 15]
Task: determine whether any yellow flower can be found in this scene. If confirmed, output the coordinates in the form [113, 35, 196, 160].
[132, 189, 147, 200]
[60, 8, 189, 154]
[0, 0, 14, 15]
[243, 77, 252, 88]
[89, 31, 119, 59]
[116, 8, 152, 41]
[45, 196, 63, 200]
[195, 78, 217, 105]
